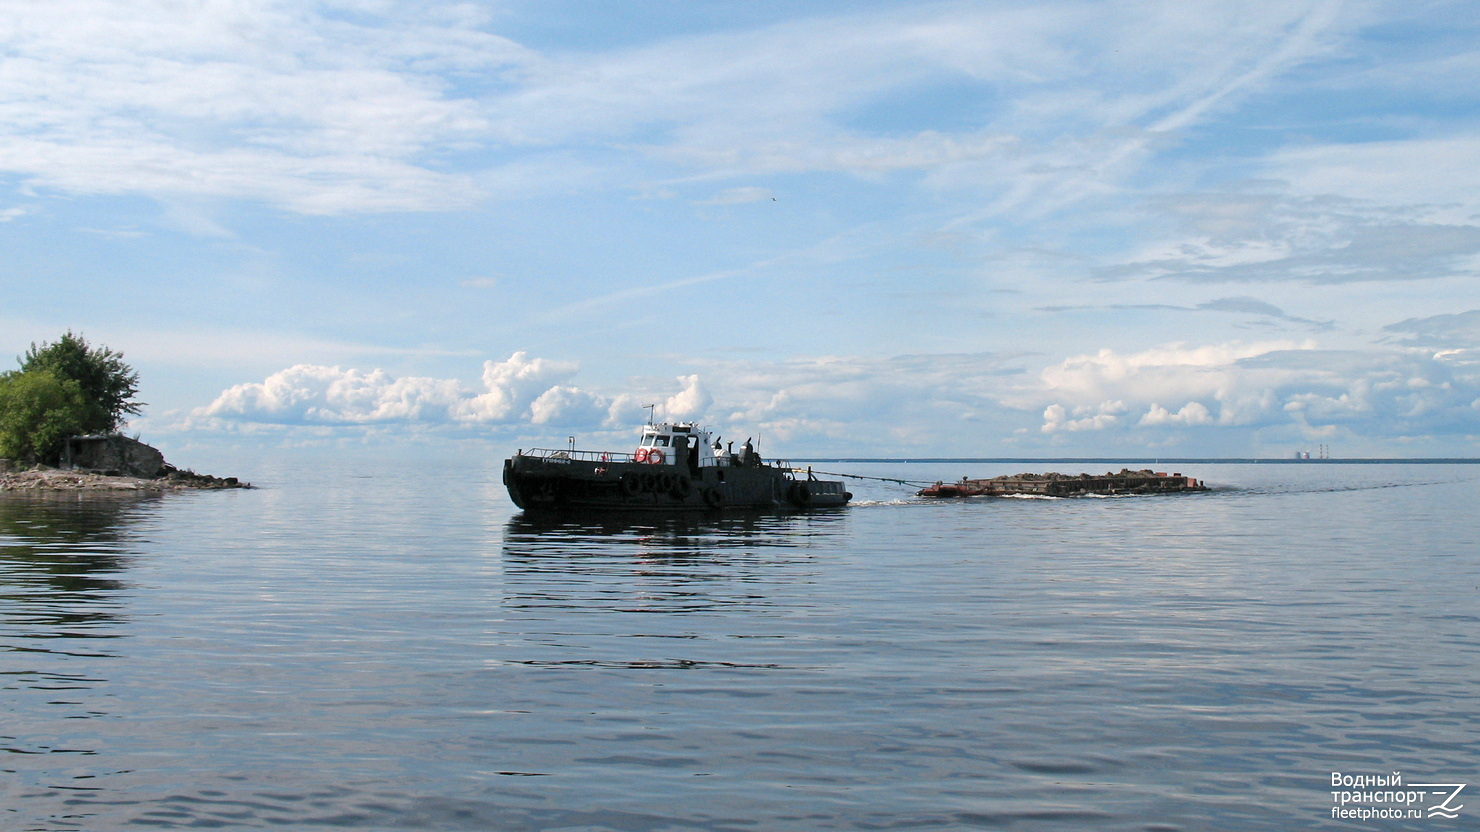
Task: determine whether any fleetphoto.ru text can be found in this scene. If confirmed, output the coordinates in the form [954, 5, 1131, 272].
[1331, 773, 1466, 822]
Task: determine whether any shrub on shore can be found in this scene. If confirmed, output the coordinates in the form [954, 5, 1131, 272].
[0, 332, 143, 464]
[0, 370, 93, 462]
[20, 332, 141, 434]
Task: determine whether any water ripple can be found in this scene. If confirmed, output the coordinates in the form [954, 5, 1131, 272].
[4, 461, 1478, 830]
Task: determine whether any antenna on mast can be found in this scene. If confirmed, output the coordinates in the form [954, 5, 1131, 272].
[643, 404, 656, 425]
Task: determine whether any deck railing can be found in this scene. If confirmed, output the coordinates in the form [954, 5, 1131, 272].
[520, 448, 636, 463]
[518, 448, 788, 469]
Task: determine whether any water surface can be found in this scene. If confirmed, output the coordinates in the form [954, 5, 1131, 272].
[4, 460, 1477, 830]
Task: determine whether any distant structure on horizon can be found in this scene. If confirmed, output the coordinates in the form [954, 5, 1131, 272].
[1293, 444, 1331, 460]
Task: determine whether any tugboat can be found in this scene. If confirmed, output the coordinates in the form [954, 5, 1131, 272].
[503, 421, 851, 512]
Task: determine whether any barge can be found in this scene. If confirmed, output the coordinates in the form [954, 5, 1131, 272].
[918, 469, 1206, 498]
[504, 421, 851, 512]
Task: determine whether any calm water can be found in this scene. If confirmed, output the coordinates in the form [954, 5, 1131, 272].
[3, 458, 1477, 831]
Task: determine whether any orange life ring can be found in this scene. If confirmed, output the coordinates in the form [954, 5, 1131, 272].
[647, 449, 665, 464]
[634, 448, 650, 462]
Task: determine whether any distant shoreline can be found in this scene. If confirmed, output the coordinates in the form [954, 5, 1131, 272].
[793, 457, 1480, 464]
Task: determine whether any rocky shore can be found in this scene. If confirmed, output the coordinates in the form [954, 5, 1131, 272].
[1, 434, 250, 492]
[0, 463, 250, 492]
[917, 468, 1205, 498]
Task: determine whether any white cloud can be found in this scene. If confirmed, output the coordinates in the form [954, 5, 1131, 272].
[605, 339, 1480, 452]
[529, 386, 608, 427]
[660, 374, 712, 420]
[193, 352, 714, 431]
[0, 0, 523, 213]
[1042, 400, 1126, 433]
[449, 351, 579, 423]
[1032, 341, 1311, 410]
[0, 0, 1363, 218]
[1139, 401, 1214, 427]
[199, 363, 464, 424]
[182, 332, 1480, 455]
[1028, 340, 1306, 434]
[674, 352, 1030, 450]
[1026, 338, 1480, 443]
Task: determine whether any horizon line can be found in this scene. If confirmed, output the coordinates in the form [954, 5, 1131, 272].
[788, 457, 1480, 464]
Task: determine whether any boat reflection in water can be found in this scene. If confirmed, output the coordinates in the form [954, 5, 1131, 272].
[500, 508, 850, 620]
[502, 507, 849, 560]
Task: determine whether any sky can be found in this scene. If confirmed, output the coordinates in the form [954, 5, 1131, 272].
[3, 0, 1479, 459]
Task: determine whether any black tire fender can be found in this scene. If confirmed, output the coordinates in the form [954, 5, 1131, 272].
[789, 482, 812, 505]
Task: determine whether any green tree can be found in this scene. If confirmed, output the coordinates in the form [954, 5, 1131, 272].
[19, 331, 141, 434]
[0, 370, 93, 462]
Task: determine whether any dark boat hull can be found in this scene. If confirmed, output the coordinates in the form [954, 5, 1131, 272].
[503, 454, 850, 511]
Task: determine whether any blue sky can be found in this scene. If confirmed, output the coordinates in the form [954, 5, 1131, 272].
[3, 0, 1479, 458]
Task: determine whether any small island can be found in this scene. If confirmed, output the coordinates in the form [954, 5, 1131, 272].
[0, 332, 249, 492]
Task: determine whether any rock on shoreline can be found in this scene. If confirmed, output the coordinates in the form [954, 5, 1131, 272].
[0, 436, 250, 492]
[0, 463, 250, 492]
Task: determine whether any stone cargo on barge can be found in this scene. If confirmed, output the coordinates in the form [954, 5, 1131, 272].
[504, 421, 851, 512]
[918, 469, 1206, 498]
